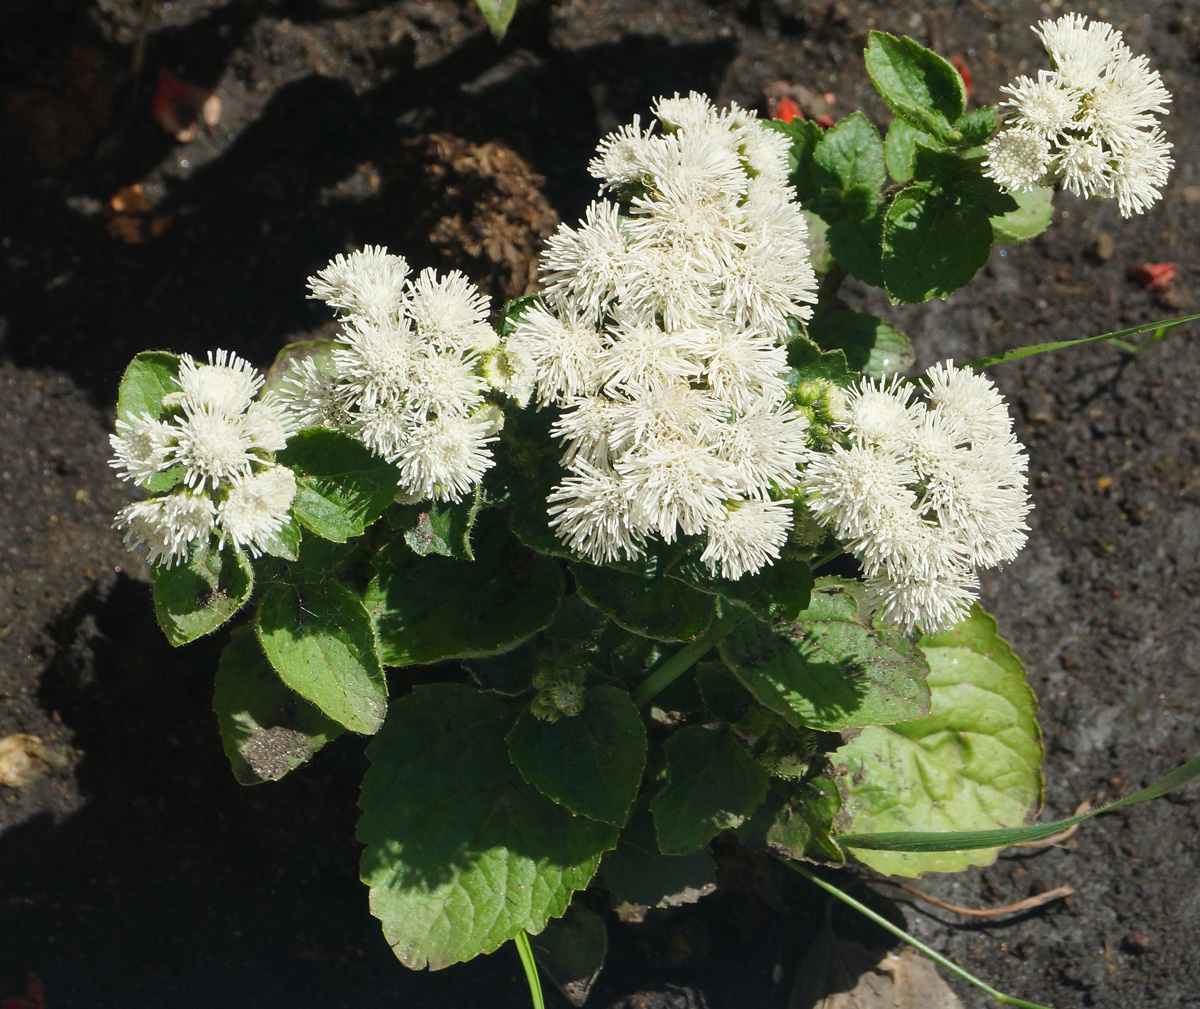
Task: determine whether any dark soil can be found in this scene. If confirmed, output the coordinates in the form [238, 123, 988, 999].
[2, 1, 1198, 1007]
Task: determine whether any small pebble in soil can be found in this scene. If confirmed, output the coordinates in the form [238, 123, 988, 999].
[1124, 932, 1152, 955]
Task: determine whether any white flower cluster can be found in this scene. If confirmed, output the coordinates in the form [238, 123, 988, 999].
[111, 351, 298, 566]
[984, 13, 1173, 217]
[801, 363, 1030, 634]
[287, 247, 530, 502]
[508, 93, 819, 578]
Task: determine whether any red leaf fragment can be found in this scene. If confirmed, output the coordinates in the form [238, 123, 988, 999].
[1129, 262, 1176, 292]
[772, 97, 802, 123]
[1, 975, 45, 1009]
[151, 68, 221, 142]
[951, 55, 973, 98]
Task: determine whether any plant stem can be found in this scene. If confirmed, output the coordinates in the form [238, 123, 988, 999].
[514, 931, 545, 1009]
[782, 861, 1058, 1009]
[630, 607, 748, 708]
[965, 311, 1200, 370]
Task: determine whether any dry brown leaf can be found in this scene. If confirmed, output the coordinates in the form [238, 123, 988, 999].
[0, 734, 51, 788]
[791, 935, 963, 1009]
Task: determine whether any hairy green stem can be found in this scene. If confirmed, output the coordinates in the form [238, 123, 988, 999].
[783, 861, 1057, 1009]
[514, 931, 545, 1009]
[630, 608, 748, 707]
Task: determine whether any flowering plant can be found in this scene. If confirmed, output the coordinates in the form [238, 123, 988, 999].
[108, 16, 1196, 1007]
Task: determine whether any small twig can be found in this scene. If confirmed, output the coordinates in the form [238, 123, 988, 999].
[891, 882, 1074, 919]
[131, 0, 154, 76]
[1011, 799, 1093, 849]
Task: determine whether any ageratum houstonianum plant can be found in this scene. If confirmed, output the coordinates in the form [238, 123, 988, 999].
[109, 16, 1199, 1008]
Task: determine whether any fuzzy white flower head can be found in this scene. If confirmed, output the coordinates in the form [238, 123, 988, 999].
[307, 246, 410, 324]
[178, 350, 263, 418]
[169, 407, 256, 490]
[987, 13, 1172, 217]
[802, 362, 1031, 633]
[701, 499, 793, 581]
[541, 201, 629, 319]
[984, 128, 1052, 192]
[1111, 128, 1174, 217]
[280, 356, 353, 431]
[217, 465, 297, 556]
[1057, 136, 1113, 198]
[1035, 12, 1130, 88]
[654, 92, 720, 134]
[840, 376, 919, 448]
[114, 489, 217, 568]
[509, 302, 604, 407]
[528, 94, 816, 574]
[110, 412, 174, 486]
[393, 411, 497, 503]
[923, 360, 1013, 442]
[589, 116, 654, 187]
[547, 460, 644, 565]
[406, 267, 493, 348]
[111, 348, 301, 570]
[331, 315, 420, 413]
[1001, 71, 1081, 137]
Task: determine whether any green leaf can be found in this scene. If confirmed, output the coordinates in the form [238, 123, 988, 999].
[761, 777, 844, 864]
[832, 604, 1042, 876]
[801, 208, 832, 273]
[498, 293, 542, 336]
[571, 560, 714, 643]
[367, 529, 564, 666]
[881, 183, 993, 304]
[213, 625, 343, 784]
[812, 192, 885, 287]
[808, 310, 914, 379]
[812, 112, 887, 194]
[864, 32, 966, 142]
[809, 113, 887, 285]
[115, 351, 187, 492]
[473, 0, 518, 39]
[507, 685, 646, 826]
[765, 117, 824, 202]
[358, 684, 618, 969]
[277, 428, 399, 543]
[786, 336, 854, 387]
[718, 577, 930, 731]
[115, 350, 179, 425]
[532, 903, 608, 1008]
[152, 543, 254, 647]
[840, 752, 1200, 853]
[883, 119, 930, 184]
[695, 661, 753, 724]
[394, 488, 480, 560]
[256, 580, 387, 735]
[991, 184, 1054, 243]
[263, 513, 302, 562]
[957, 106, 997, 146]
[668, 547, 815, 623]
[910, 145, 1018, 216]
[602, 806, 716, 907]
[650, 724, 769, 854]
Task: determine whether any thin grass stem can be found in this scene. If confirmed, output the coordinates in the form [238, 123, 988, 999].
[782, 860, 1057, 1009]
[514, 931, 545, 1009]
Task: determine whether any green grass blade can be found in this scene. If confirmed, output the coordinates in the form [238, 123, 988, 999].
[514, 931, 546, 1009]
[840, 751, 1200, 852]
[783, 860, 1057, 1008]
[964, 311, 1200, 369]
